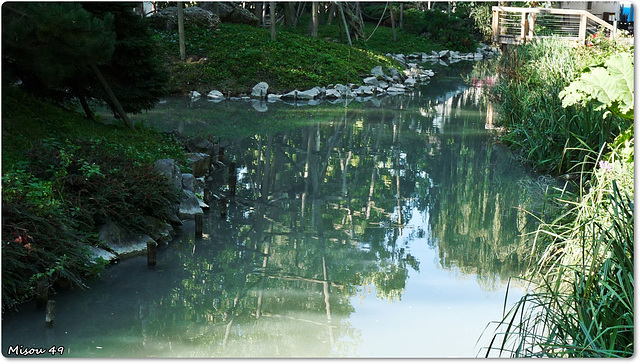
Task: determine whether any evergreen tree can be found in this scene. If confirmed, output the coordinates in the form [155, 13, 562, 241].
[3, 2, 168, 124]
[2, 2, 116, 100]
[80, 2, 168, 114]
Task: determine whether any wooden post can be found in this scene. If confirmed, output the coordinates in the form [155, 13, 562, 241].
[220, 197, 227, 218]
[204, 187, 211, 204]
[36, 277, 48, 309]
[520, 12, 527, 43]
[147, 241, 157, 267]
[229, 162, 237, 197]
[45, 300, 56, 327]
[578, 14, 587, 44]
[195, 214, 203, 237]
[218, 147, 225, 162]
[492, 9, 500, 44]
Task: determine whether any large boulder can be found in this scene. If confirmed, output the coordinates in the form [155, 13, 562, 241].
[199, 2, 259, 26]
[98, 222, 156, 256]
[251, 82, 269, 98]
[154, 159, 182, 192]
[148, 6, 221, 32]
[179, 190, 203, 219]
[186, 153, 211, 177]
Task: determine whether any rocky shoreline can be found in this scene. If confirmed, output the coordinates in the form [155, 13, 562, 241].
[188, 43, 500, 108]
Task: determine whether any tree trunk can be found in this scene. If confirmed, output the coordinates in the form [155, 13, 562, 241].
[309, 2, 318, 37]
[338, 2, 352, 46]
[73, 83, 94, 120]
[177, 2, 186, 61]
[390, 2, 397, 42]
[90, 63, 135, 130]
[326, 2, 337, 25]
[270, 1, 276, 41]
[283, 2, 296, 28]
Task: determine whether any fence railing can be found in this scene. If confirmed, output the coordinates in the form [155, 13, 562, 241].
[492, 6, 615, 46]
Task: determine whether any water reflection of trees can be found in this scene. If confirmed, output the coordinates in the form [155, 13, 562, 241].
[132, 74, 540, 356]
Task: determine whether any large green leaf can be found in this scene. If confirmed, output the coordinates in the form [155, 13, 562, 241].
[559, 52, 634, 120]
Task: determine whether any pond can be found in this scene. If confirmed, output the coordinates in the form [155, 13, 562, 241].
[2, 63, 545, 358]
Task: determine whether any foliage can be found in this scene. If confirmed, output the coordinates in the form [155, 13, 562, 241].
[485, 158, 634, 357]
[485, 35, 634, 359]
[2, 2, 167, 116]
[465, 2, 497, 43]
[560, 52, 634, 120]
[80, 2, 169, 114]
[2, 2, 115, 96]
[493, 39, 633, 174]
[400, 8, 478, 52]
[2, 168, 97, 310]
[1, 88, 187, 311]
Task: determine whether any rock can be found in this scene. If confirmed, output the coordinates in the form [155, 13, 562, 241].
[281, 89, 299, 100]
[190, 91, 201, 100]
[439, 50, 450, 58]
[363, 76, 379, 86]
[148, 6, 221, 31]
[251, 82, 269, 98]
[88, 246, 116, 263]
[179, 190, 203, 219]
[185, 136, 214, 155]
[404, 76, 417, 87]
[200, 2, 259, 26]
[182, 173, 196, 192]
[98, 222, 156, 256]
[144, 216, 174, 243]
[207, 90, 224, 99]
[387, 86, 406, 94]
[154, 159, 182, 192]
[355, 85, 375, 96]
[371, 66, 385, 77]
[325, 89, 342, 99]
[186, 153, 211, 177]
[296, 88, 321, 100]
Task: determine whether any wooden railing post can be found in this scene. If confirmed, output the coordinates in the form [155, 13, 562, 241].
[578, 13, 587, 44]
[492, 8, 501, 44]
[520, 12, 527, 43]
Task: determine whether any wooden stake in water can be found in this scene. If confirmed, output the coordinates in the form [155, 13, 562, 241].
[218, 147, 225, 162]
[229, 162, 237, 197]
[147, 241, 157, 267]
[195, 214, 203, 238]
[45, 300, 56, 327]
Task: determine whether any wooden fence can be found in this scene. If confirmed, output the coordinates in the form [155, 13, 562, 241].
[492, 6, 615, 46]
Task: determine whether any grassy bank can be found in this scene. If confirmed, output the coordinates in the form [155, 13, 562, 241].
[153, 10, 480, 95]
[485, 36, 634, 357]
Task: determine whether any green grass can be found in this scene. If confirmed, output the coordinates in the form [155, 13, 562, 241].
[154, 23, 398, 95]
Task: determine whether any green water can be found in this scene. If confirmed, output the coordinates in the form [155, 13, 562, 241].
[2, 65, 545, 358]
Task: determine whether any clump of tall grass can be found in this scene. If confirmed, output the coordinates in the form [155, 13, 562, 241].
[482, 133, 634, 357]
